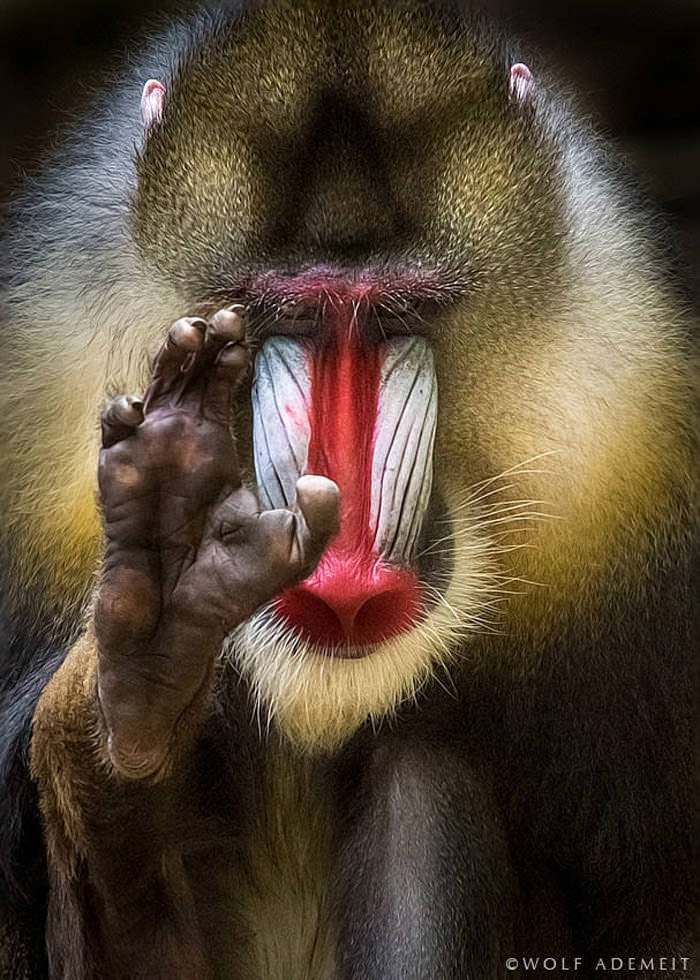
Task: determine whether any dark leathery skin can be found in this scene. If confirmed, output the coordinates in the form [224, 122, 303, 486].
[94, 307, 339, 779]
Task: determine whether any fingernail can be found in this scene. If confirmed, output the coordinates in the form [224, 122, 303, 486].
[170, 317, 205, 350]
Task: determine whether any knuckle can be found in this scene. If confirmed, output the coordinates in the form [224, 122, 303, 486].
[214, 489, 257, 524]
[110, 462, 144, 491]
[99, 443, 135, 474]
[218, 518, 247, 542]
[99, 460, 145, 498]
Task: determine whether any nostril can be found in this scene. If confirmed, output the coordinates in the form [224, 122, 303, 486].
[275, 557, 423, 652]
[278, 589, 346, 646]
[353, 589, 415, 642]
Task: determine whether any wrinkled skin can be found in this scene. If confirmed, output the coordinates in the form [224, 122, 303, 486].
[95, 307, 339, 779]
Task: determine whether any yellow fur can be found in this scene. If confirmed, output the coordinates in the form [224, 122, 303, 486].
[3, 0, 695, 754]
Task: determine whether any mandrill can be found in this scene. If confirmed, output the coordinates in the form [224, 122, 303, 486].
[0, 1, 697, 978]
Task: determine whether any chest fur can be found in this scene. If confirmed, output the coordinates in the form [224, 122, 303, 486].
[220, 755, 338, 980]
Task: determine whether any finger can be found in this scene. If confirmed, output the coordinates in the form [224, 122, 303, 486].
[201, 341, 251, 423]
[292, 475, 340, 574]
[201, 305, 246, 365]
[253, 476, 338, 583]
[194, 306, 248, 420]
[213, 488, 261, 539]
[101, 395, 145, 448]
[206, 481, 338, 625]
[143, 317, 206, 412]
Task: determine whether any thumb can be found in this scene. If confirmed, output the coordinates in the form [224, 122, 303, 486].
[290, 475, 340, 576]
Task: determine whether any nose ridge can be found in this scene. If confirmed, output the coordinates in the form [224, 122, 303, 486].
[276, 552, 422, 649]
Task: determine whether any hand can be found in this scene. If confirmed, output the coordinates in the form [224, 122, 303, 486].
[94, 307, 338, 778]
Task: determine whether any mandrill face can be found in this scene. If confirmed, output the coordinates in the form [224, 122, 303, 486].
[251, 284, 438, 654]
[128, 0, 673, 749]
[229, 264, 514, 750]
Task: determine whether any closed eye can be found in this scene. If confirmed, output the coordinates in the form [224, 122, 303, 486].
[246, 294, 447, 344]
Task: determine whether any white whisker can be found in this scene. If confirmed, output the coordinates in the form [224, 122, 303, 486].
[220, 452, 560, 752]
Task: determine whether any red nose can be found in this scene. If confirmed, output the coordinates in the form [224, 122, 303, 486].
[276, 552, 422, 650]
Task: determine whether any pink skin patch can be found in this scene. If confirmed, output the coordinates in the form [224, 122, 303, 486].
[509, 63, 534, 103]
[250, 265, 451, 308]
[140, 79, 166, 129]
[270, 274, 426, 653]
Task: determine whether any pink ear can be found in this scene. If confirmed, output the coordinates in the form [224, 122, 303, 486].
[140, 79, 166, 129]
[509, 63, 534, 103]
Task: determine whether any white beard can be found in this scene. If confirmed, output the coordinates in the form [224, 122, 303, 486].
[223, 510, 504, 753]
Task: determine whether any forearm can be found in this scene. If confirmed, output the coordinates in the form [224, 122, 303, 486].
[30, 624, 212, 980]
[31, 619, 217, 815]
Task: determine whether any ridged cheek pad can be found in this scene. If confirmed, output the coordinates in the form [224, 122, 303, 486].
[252, 329, 437, 649]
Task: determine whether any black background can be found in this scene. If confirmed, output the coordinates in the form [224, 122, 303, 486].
[1, 0, 699, 306]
